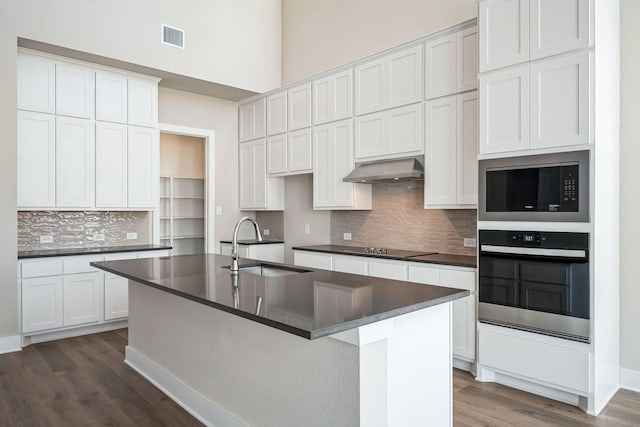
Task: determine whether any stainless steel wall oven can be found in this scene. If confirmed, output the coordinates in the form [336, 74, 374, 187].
[478, 230, 590, 343]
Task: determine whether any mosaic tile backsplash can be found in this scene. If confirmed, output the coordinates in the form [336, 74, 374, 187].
[18, 211, 150, 250]
[331, 182, 477, 256]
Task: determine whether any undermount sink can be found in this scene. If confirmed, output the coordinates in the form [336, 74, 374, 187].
[221, 263, 311, 277]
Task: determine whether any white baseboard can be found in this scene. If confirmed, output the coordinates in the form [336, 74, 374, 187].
[23, 320, 128, 346]
[125, 346, 247, 427]
[0, 335, 21, 354]
[621, 368, 640, 393]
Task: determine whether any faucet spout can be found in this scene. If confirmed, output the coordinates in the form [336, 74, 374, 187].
[230, 216, 263, 273]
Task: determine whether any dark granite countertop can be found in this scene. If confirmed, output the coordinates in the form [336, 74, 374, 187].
[91, 254, 468, 340]
[18, 244, 172, 259]
[292, 245, 477, 268]
[220, 239, 284, 245]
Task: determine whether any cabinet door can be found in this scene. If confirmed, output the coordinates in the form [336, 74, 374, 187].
[96, 122, 128, 208]
[333, 255, 368, 275]
[425, 96, 457, 207]
[17, 111, 56, 208]
[530, 51, 590, 149]
[368, 259, 407, 280]
[239, 102, 253, 142]
[239, 141, 255, 208]
[355, 58, 386, 115]
[104, 273, 128, 320]
[479, 64, 530, 154]
[479, 0, 530, 72]
[313, 69, 353, 125]
[288, 83, 312, 130]
[17, 54, 55, 114]
[266, 134, 287, 175]
[239, 139, 267, 209]
[252, 140, 267, 207]
[387, 103, 424, 156]
[128, 78, 158, 127]
[457, 26, 479, 92]
[56, 116, 95, 208]
[288, 128, 312, 173]
[294, 251, 333, 270]
[457, 91, 478, 206]
[387, 45, 423, 108]
[267, 91, 287, 136]
[239, 98, 266, 142]
[355, 111, 385, 159]
[96, 71, 128, 123]
[55, 62, 95, 119]
[128, 126, 159, 208]
[63, 272, 102, 327]
[313, 119, 357, 208]
[425, 34, 457, 100]
[530, 0, 590, 60]
[22, 276, 63, 333]
[452, 294, 476, 361]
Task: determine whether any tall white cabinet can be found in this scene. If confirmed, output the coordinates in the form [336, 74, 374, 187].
[16, 50, 160, 210]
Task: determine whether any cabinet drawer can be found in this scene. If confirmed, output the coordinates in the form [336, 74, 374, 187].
[479, 327, 591, 393]
[368, 259, 406, 280]
[439, 268, 475, 291]
[63, 255, 105, 274]
[21, 259, 63, 278]
[408, 265, 440, 285]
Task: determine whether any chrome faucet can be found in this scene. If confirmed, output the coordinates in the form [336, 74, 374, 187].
[230, 216, 263, 274]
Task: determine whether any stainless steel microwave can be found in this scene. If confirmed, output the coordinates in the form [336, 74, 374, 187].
[479, 150, 590, 222]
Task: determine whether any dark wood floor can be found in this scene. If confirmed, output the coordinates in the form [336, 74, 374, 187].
[1, 330, 639, 426]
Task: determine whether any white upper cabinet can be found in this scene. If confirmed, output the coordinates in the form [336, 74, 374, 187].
[313, 69, 353, 125]
[96, 71, 128, 124]
[313, 119, 371, 210]
[55, 62, 95, 119]
[355, 103, 423, 160]
[457, 26, 479, 93]
[266, 134, 287, 175]
[127, 126, 159, 208]
[479, 63, 530, 154]
[530, 50, 591, 149]
[95, 122, 128, 208]
[267, 91, 287, 135]
[55, 116, 95, 208]
[425, 34, 458, 99]
[17, 111, 56, 208]
[288, 83, 312, 130]
[239, 98, 266, 142]
[355, 45, 423, 115]
[240, 139, 284, 210]
[425, 26, 478, 100]
[387, 45, 423, 109]
[530, 0, 591, 60]
[17, 53, 55, 114]
[425, 92, 478, 208]
[266, 128, 312, 176]
[479, 0, 530, 72]
[128, 78, 158, 128]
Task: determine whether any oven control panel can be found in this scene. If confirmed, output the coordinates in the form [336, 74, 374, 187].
[511, 232, 541, 245]
[481, 230, 589, 250]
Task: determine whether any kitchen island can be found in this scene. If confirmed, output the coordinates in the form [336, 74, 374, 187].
[92, 254, 468, 427]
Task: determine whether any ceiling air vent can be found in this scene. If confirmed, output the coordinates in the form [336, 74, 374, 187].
[162, 24, 185, 49]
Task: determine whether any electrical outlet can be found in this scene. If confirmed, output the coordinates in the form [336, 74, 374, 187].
[304, 224, 311, 235]
[343, 232, 352, 241]
[263, 229, 270, 236]
[93, 233, 105, 241]
[216, 206, 223, 215]
[127, 232, 138, 240]
[40, 235, 53, 244]
[463, 238, 477, 248]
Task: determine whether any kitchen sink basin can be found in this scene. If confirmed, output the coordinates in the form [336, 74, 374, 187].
[221, 264, 311, 277]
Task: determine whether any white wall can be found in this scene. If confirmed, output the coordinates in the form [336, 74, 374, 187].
[620, 0, 640, 373]
[282, 0, 477, 84]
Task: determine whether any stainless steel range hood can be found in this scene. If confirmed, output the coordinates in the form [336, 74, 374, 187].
[343, 156, 424, 184]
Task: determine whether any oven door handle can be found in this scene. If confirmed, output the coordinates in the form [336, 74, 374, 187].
[480, 245, 587, 259]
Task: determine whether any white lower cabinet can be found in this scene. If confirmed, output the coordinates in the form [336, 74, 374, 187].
[22, 276, 64, 333]
[20, 250, 166, 336]
[104, 273, 129, 320]
[293, 250, 477, 366]
[219, 243, 284, 263]
[63, 272, 102, 327]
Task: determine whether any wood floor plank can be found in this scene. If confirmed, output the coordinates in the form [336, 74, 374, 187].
[1, 331, 639, 427]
